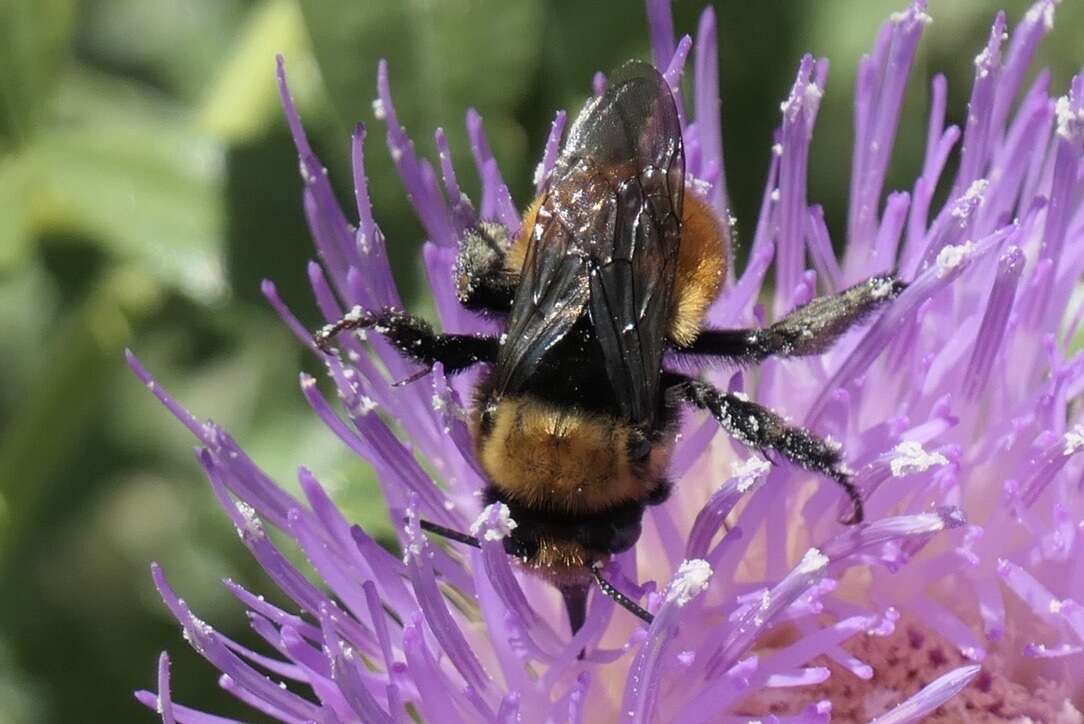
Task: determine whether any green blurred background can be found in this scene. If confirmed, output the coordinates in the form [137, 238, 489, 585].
[0, 0, 1080, 721]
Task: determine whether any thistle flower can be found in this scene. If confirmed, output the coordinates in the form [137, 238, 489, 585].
[133, 0, 1084, 721]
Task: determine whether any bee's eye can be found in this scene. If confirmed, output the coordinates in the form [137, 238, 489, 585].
[627, 432, 652, 462]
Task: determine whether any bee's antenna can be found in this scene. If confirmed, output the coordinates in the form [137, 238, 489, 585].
[592, 567, 654, 625]
[418, 519, 481, 548]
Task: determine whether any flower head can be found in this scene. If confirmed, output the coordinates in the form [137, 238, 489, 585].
[134, 1, 1084, 720]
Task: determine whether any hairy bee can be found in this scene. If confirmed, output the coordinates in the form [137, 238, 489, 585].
[316, 61, 903, 633]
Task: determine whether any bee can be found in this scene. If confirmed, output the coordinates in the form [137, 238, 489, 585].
[316, 61, 903, 634]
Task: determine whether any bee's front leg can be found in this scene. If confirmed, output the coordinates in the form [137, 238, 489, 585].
[315, 307, 498, 376]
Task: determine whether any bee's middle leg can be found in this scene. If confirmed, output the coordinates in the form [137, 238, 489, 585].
[672, 274, 905, 365]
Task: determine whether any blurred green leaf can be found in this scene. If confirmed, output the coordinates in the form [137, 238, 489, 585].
[80, 0, 248, 102]
[0, 265, 162, 561]
[0, 0, 76, 145]
[0, 262, 58, 414]
[198, 0, 315, 143]
[0, 153, 34, 269]
[20, 70, 227, 299]
[299, 0, 542, 128]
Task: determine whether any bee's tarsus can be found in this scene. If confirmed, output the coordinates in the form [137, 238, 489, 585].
[835, 475, 865, 525]
[393, 368, 432, 387]
[314, 306, 377, 353]
[418, 519, 481, 548]
[592, 567, 654, 626]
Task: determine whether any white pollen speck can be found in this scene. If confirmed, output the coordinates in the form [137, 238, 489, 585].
[796, 547, 829, 574]
[772, 143, 784, 157]
[356, 396, 378, 415]
[952, 179, 989, 219]
[870, 277, 896, 300]
[1050, 598, 1064, 614]
[532, 162, 545, 186]
[890, 440, 949, 476]
[431, 394, 446, 412]
[298, 158, 315, 184]
[689, 177, 712, 198]
[974, 46, 996, 76]
[666, 559, 713, 605]
[470, 502, 517, 542]
[1055, 94, 1084, 141]
[936, 241, 976, 277]
[402, 509, 425, 563]
[371, 98, 386, 120]
[770, 189, 781, 202]
[891, 7, 932, 25]
[732, 456, 771, 492]
[235, 501, 263, 538]
[1063, 424, 1084, 455]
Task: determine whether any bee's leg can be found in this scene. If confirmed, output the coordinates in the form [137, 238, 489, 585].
[560, 583, 591, 639]
[419, 520, 481, 548]
[455, 223, 520, 313]
[672, 375, 863, 524]
[674, 274, 905, 364]
[315, 308, 498, 375]
[592, 567, 654, 625]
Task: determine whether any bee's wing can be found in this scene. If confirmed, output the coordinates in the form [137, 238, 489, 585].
[582, 62, 684, 426]
[495, 61, 684, 426]
[493, 213, 591, 397]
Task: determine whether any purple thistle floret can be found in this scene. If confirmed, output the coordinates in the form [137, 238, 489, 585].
[132, 1, 1084, 721]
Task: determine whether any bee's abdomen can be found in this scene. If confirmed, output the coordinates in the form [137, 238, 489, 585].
[474, 395, 671, 514]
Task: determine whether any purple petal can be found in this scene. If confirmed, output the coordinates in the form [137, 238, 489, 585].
[377, 61, 456, 247]
[869, 664, 981, 723]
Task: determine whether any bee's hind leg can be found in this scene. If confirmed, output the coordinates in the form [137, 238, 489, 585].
[671, 374, 863, 524]
[315, 307, 498, 376]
